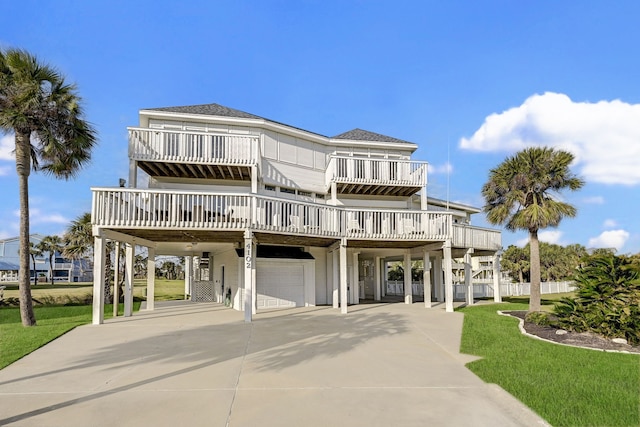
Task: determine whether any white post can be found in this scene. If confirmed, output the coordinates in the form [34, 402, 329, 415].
[434, 253, 443, 302]
[340, 239, 348, 314]
[128, 159, 137, 188]
[374, 256, 381, 301]
[352, 251, 360, 304]
[326, 248, 333, 306]
[443, 241, 454, 312]
[332, 249, 339, 308]
[404, 250, 412, 304]
[423, 249, 432, 308]
[382, 260, 387, 297]
[251, 165, 258, 194]
[464, 248, 474, 306]
[146, 247, 155, 311]
[493, 251, 502, 303]
[113, 241, 120, 317]
[124, 243, 134, 317]
[92, 235, 106, 325]
[185, 256, 193, 300]
[244, 230, 255, 322]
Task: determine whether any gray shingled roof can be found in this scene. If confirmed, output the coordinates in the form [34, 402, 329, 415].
[144, 104, 413, 145]
[333, 128, 413, 145]
[145, 103, 264, 120]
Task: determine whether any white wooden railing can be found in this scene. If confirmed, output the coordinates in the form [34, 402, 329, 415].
[452, 225, 502, 252]
[326, 156, 427, 188]
[128, 127, 259, 165]
[92, 188, 501, 249]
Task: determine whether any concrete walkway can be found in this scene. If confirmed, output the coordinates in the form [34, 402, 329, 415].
[0, 301, 548, 426]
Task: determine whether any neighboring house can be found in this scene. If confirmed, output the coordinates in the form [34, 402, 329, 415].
[0, 234, 93, 283]
[90, 103, 502, 324]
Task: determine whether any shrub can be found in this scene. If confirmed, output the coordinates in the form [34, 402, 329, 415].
[553, 253, 640, 344]
[525, 311, 553, 326]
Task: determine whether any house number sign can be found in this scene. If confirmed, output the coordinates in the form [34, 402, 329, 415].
[245, 242, 252, 268]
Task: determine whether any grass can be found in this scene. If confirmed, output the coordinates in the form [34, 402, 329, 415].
[0, 279, 184, 370]
[0, 302, 141, 369]
[459, 301, 640, 427]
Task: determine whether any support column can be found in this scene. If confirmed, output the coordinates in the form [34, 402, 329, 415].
[146, 247, 156, 311]
[404, 250, 412, 304]
[382, 261, 387, 297]
[124, 243, 135, 317]
[352, 251, 360, 304]
[251, 165, 258, 194]
[185, 256, 193, 300]
[339, 238, 348, 314]
[464, 248, 474, 306]
[434, 253, 443, 302]
[493, 251, 502, 303]
[374, 256, 381, 301]
[128, 159, 137, 188]
[332, 250, 339, 308]
[244, 230, 256, 322]
[113, 241, 121, 317]
[423, 249, 432, 308]
[92, 235, 106, 325]
[443, 240, 454, 312]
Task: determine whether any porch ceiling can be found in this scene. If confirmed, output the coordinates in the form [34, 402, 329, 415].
[138, 160, 251, 181]
[336, 182, 420, 197]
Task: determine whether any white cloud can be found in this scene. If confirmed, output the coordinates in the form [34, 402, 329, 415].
[588, 229, 629, 251]
[582, 196, 604, 204]
[427, 162, 453, 175]
[460, 92, 640, 185]
[13, 208, 69, 226]
[515, 230, 563, 246]
[0, 134, 14, 160]
[603, 219, 618, 229]
[0, 165, 11, 176]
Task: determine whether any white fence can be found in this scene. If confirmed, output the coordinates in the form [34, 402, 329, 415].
[385, 280, 575, 299]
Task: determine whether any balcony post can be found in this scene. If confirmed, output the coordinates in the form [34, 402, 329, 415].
[92, 235, 106, 325]
[146, 247, 156, 311]
[244, 230, 256, 322]
[373, 256, 381, 301]
[332, 249, 339, 308]
[423, 249, 431, 308]
[403, 250, 412, 304]
[124, 243, 134, 317]
[352, 251, 360, 304]
[464, 248, 474, 305]
[443, 240, 454, 313]
[493, 250, 502, 303]
[128, 159, 137, 188]
[340, 238, 348, 314]
[113, 241, 120, 317]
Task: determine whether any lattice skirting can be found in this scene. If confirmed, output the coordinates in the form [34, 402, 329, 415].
[193, 280, 215, 302]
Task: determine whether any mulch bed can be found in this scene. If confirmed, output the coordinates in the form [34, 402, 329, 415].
[501, 311, 640, 354]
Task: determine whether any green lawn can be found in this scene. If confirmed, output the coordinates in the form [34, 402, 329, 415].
[0, 302, 141, 369]
[459, 302, 640, 427]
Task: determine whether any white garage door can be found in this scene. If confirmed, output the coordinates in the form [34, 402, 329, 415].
[257, 263, 305, 309]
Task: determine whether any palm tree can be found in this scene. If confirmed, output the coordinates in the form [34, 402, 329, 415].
[63, 212, 113, 303]
[0, 48, 97, 326]
[37, 235, 64, 285]
[482, 147, 584, 312]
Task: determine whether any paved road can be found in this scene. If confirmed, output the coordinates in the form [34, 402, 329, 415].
[0, 301, 548, 426]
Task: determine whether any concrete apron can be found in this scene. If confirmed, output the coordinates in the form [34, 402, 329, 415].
[0, 301, 548, 427]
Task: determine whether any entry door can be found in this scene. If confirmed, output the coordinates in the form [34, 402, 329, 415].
[256, 263, 305, 309]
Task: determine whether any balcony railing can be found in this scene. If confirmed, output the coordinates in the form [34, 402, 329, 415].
[128, 127, 259, 165]
[92, 188, 500, 250]
[326, 156, 427, 188]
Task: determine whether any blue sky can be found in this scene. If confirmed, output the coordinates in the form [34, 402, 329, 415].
[1, 1, 639, 253]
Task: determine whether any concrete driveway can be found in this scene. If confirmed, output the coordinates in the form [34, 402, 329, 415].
[0, 301, 548, 426]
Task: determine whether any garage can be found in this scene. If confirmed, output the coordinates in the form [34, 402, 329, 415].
[256, 262, 305, 309]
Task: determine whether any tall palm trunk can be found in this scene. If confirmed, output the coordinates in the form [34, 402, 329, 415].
[15, 131, 36, 326]
[529, 229, 542, 312]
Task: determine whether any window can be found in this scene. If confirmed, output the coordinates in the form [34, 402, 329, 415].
[265, 185, 276, 191]
[280, 187, 296, 195]
[297, 190, 312, 197]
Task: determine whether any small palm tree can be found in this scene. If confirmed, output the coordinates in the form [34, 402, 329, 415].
[63, 212, 113, 303]
[28, 242, 43, 287]
[482, 147, 584, 311]
[1, 48, 97, 326]
[37, 235, 64, 285]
